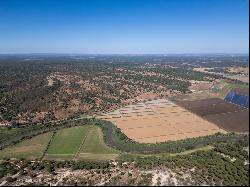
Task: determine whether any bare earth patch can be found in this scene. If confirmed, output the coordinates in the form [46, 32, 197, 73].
[98, 99, 225, 143]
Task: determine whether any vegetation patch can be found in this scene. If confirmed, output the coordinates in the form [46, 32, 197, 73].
[47, 126, 91, 155]
[117, 139, 249, 186]
[79, 126, 120, 154]
[96, 119, 249, 154]
[0, 118, 93, 150]
[0, 132, 52, 160]
[0, 119, 249, 160]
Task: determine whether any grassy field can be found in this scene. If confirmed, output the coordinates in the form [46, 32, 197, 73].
[0, 127, 20, 137]
[0, 132, 52, 160]
[0, 124, 234, 161]
[47, 126, 91, 154]
[0, 125, 119, 161]
[77, 126, 120, 160]
[45, 125, 120, 160]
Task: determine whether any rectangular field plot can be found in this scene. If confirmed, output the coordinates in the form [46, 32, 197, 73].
[122, 125, 183, 140]
[174, 122, 221, 133]
[175, 98, 249, 133]
[136, 133, 188, 143]
[161, 115, 202, 124]
[186, 103, 243, 116]
[0, 132, 53, 159]
[204, 110, 249, 132]
[44, 125, 119, 161]
[97, 98, 226, 143]
[75, 126, 119, 160]
[47, 126, 91, 154]
[175, 98, 244, 116]
[113, 118, 165, 130]
[79, 126, 119, 155]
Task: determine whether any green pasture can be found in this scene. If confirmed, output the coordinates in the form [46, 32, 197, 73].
[0, 132, 52, 159]
[47, 126, 91, 154]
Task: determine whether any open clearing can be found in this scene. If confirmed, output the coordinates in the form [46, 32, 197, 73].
[0, 125, 119, 161]
[0, 132, 52, 159]
[176, 98, 249, 132]
[78, 125, 119, 160]
[47, 126, 91, 155]
[98, 99, 225, 143]
[45, 125, 119, 160]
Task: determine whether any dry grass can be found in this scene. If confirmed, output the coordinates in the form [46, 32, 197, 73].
[98, 99, 225, 143]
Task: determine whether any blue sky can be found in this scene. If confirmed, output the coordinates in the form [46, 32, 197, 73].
[0, 0, 248, 54]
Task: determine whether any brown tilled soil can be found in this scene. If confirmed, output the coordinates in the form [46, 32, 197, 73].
[175, 98, 245, 116]
[204, 110, 249, 132]
[175, 98, 249, 133]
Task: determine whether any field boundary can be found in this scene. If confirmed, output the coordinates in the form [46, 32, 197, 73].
[95, 119, 249, 154]
[0, 118, 248, 155]
[40, 131, 56, 160]
[73, 126, 92, 160]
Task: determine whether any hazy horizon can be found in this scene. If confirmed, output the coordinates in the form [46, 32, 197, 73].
[0, 0, 249, 54]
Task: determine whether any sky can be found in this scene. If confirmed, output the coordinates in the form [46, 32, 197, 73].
[0, 0, 248, 54]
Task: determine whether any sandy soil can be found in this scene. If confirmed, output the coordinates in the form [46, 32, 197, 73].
[227, 67, 249, 74]
[189, 81, 214, 92]
[193, 67, 249, 83]
[47, 78, 54, 86]
[98, 99, 224, 143]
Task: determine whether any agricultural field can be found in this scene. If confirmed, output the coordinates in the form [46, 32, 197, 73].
[0, 125, 119, 161]
[98, 99, 225, 143]
[44, 125, 119, 160]
[0, 132, 52, 159]
[176, 98, 249, 132]
[205, 110, 249, 132]
[46, 126, 91, 155]
[0, 55, 248, 186]
[77, 126, 120, 160]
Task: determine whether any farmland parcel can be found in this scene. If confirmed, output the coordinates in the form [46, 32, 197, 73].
[98, 99, 225, 143]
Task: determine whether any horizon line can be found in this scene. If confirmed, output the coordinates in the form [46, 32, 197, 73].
[0, 52, 249, 56]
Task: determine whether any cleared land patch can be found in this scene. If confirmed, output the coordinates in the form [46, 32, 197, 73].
[44, 125, 119, 160]
[77, 126, 120, 160]
[98, 99, 225, 143]
[0, 132, 52, 159]
[175, 98, 249, 132]
[47, 126, 91, 155]
[204, 110, 249, 132]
